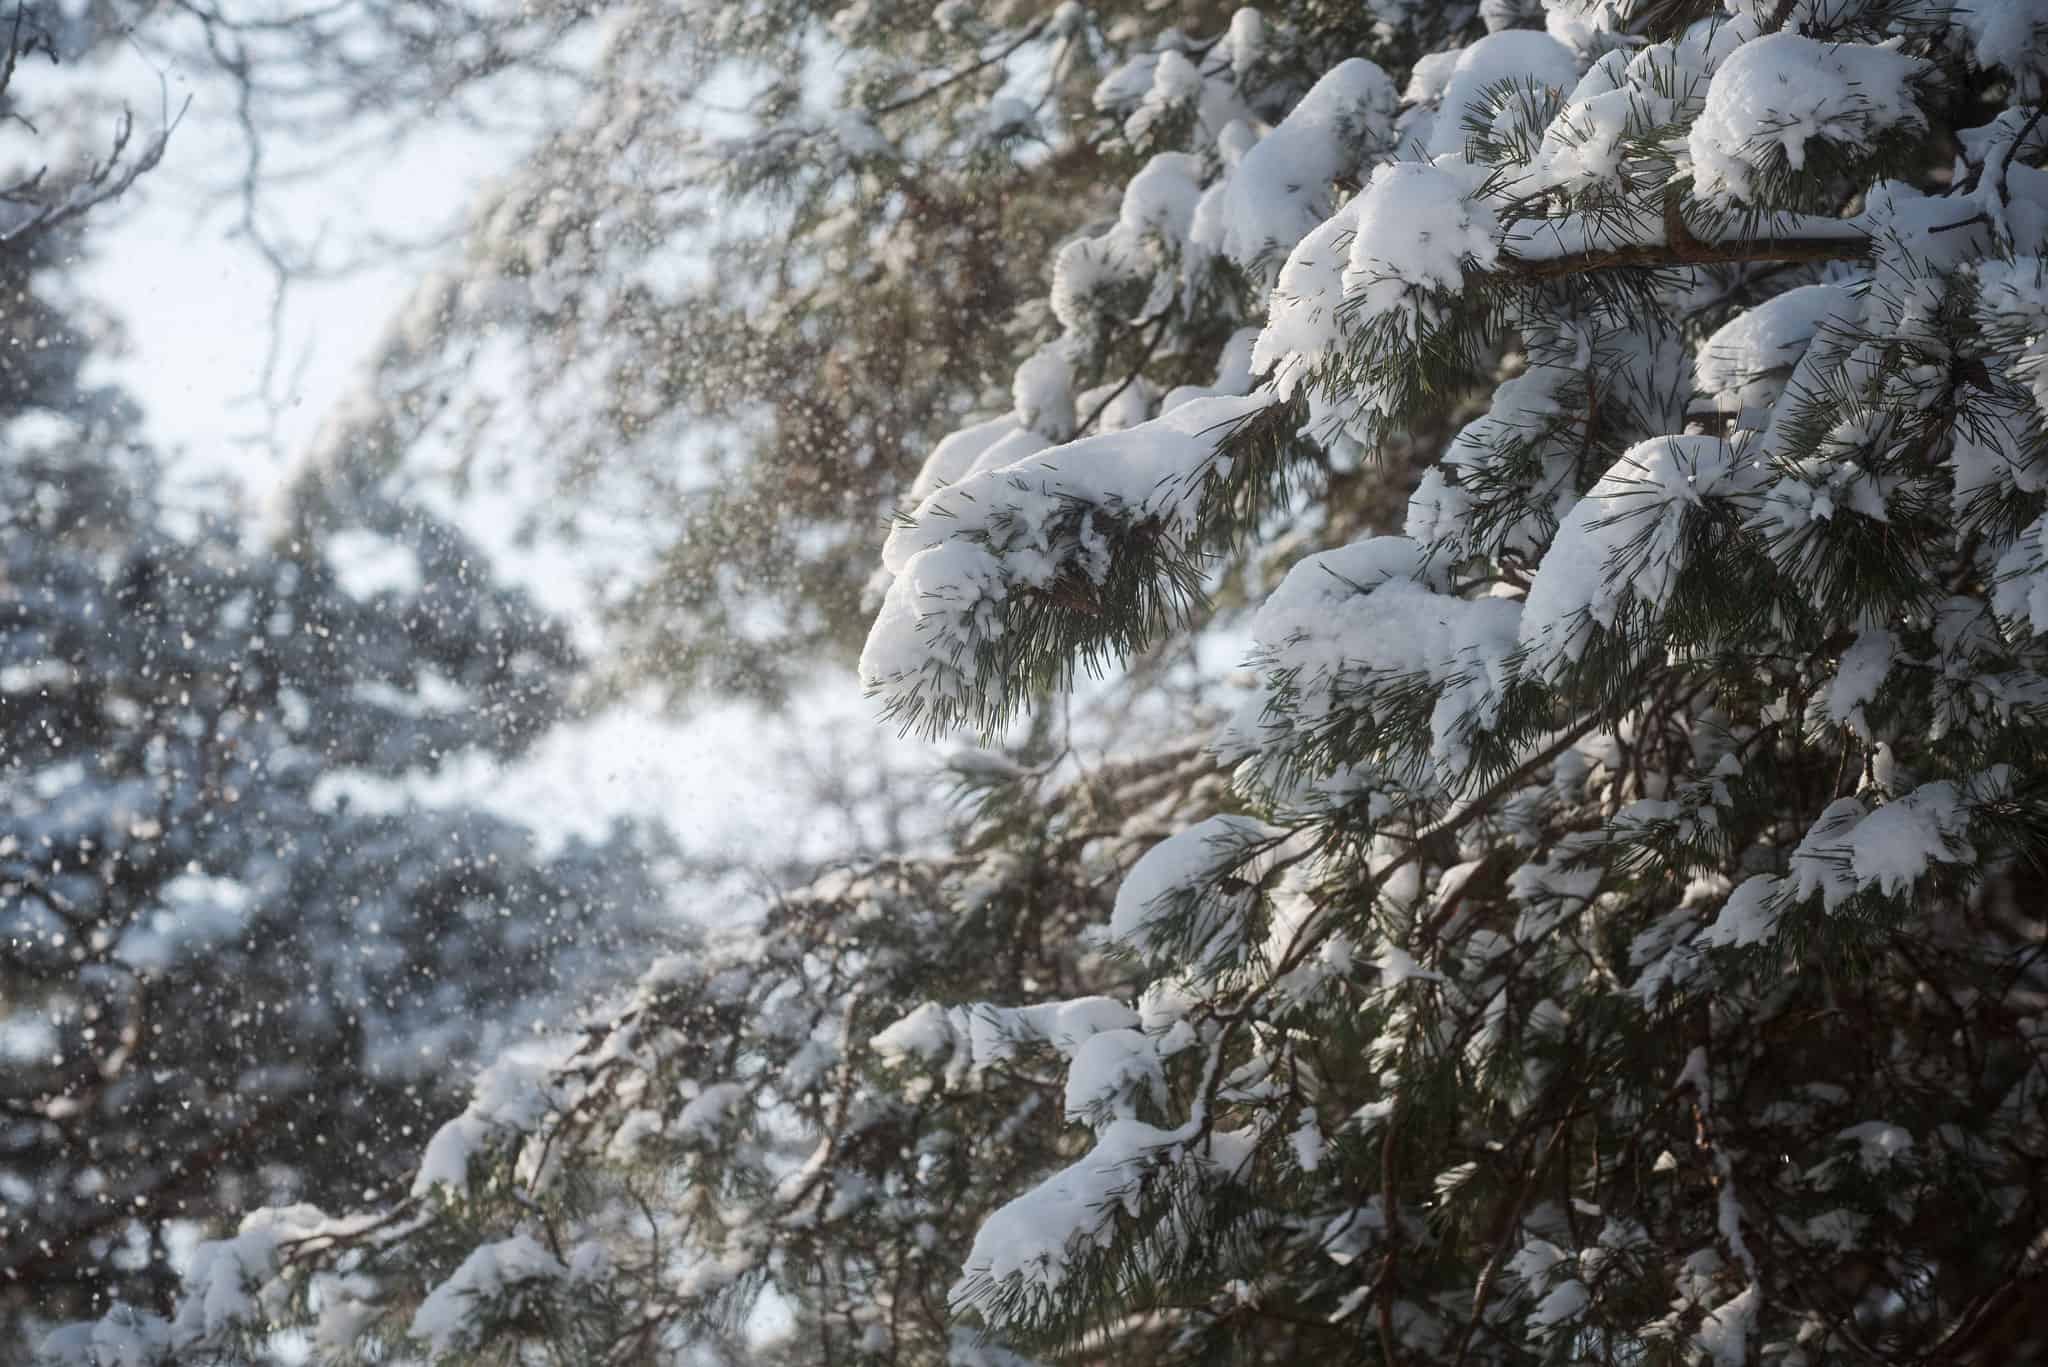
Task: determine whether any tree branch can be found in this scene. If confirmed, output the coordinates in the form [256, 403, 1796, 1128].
[871, 17, 1051, 119]
[1500, 194, 1871, 279]
[1500, 227, 1871, 280]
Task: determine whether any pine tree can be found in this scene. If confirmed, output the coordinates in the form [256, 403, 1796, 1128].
[48, 0, 2048, 1363]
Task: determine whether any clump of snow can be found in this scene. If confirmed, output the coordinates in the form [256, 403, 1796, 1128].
[1412, 317, 1682, 564]
[1218, 535, 1523, 792]
[1694, 1283, 1761, 1367]
[411, 1044, 571, 1196]
[325, 528, 424, 599]
[674, 1081, 748, 1142]
[1418, 29, 1581, 159]
[1125, 48, 1205, 146]
[1976, 255, 2048, 424]
[1253, 158, 1501, 432]
[906, 416, 1042, 503]
[1845, 783, 1971, 899]
[872, 1001, 955, 1062]
[1837, 1120, 1914, 1170]
[1529, 1278, 1591, 1333]
[1109, 813, 1284, 967]
[1950, 410, 2048, 524]
[877, 390, 1275, 582]
[1509, 1235, 1570, 1290]
[1529, 5, 1775, 204]
[1289, 1112, 1326, 1172]
[1093, 49, 1162, 114]
[971, 997, 1141, 1067]
[40, 1313, 172, 1366]
[1787, 796, 1869, 911]
[1990, 495, 2048, 634]
[1689, 35, 1930, 202]
[1076, 374, 1157, 433]
[1820, 628, 1895, 736]
[951, 1114, 1230, 1323]
[410, 1235, 567, 1358]
[862, 391, 1276, 723]
[606, 1107, 664, 1161]
[1342, 160, 1501, 344]
[1199, 59, 1397, 275]
[1696, 283, 1862, 425]
[1528, 47, 1646, 197]
[1520, 435, 1764, 682]
[1253, 192, 1369, 437]
[1051, 152, 1209, 334]
[873, 995, 1143, 1085]
[982, 96, 1037, 140]
[1787, 784, 1973, 910]
[1063, 1028, 1165, 1127]
[1953, 1, 2048, 98]
[1012, 346, 1077, 441]
[169, 1226, 286, 1348]
[860, 541, 1008, 724]
[1697, 874, 1782, 950]
[113, 874, 253, 976]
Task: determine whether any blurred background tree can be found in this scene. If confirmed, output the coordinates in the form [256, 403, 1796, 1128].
[0, 9, 679, 1344]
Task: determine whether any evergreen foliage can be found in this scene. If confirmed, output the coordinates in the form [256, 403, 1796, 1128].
[47, 0, 2048, 1364]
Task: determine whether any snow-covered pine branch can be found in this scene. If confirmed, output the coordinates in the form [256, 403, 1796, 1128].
[852, 1, 2048, 1361]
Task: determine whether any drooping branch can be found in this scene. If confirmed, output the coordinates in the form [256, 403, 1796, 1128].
[0, 101, 187, 254]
